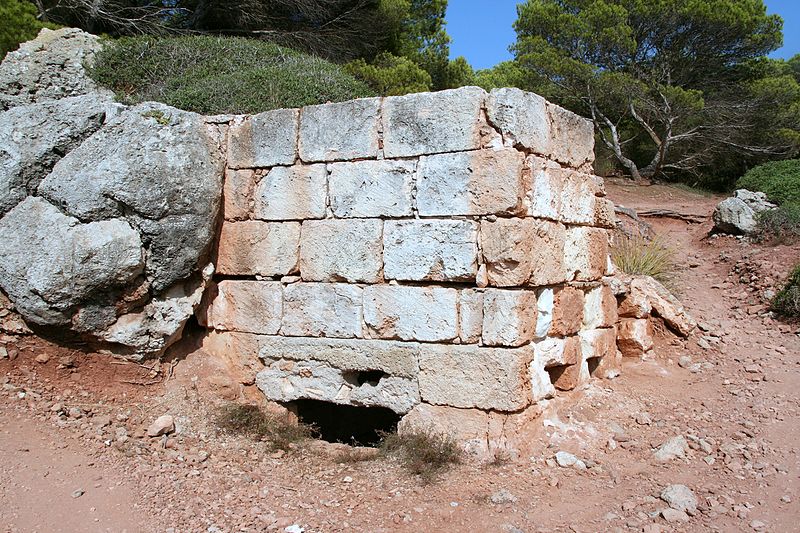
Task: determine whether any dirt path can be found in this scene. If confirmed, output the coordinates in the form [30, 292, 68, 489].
[1, 182, 798, 532]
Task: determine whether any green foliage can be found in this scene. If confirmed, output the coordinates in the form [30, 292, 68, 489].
[612, 234, 678, 290]
[215, 403, 314, 451]
[474, 61, 527, 91]
[0, 0, 53, 58]
[345, 52, 431, 95]
[380, 427, 461, 483]
[753, 205, 800, 244]
[771, 264, 800, 319]
[88, 35, 375, 114]
[442, 56, 475, 89]
[737, 159, 800, 205]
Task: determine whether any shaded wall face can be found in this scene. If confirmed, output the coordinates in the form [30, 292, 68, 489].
[199, 86, 620, 450]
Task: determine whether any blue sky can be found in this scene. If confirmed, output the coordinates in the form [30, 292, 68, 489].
[446, 0, 800, 70]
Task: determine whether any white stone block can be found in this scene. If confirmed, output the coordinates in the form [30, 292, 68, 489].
[203, 280, 282, 335]
[253, 164, 327, 221]
[216, 221, 300, 277]
[482, 289, 538, 347]
[299, 97, 381, 162]
[281, 283, 363, 338]
[548, 103, 595, 169]
[299, 219, 383, 283]
[529, 219, 568, 286]
[458, 289, 483, 344]
[560, 169, 599, 225]
[328, 159, 414, 218]
[363, 285, 458, 342]
[527, 156, 562, 220]
[564, 226, 609, 282]
[487, 88, 551, 154]
[227, 108, 298, 168]
[383, 220, 478, 282]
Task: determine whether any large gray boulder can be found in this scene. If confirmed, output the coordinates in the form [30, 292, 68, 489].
[712, 189, 776, 235]
[0, 93, 116, 215]
[0, 28, 108, 110]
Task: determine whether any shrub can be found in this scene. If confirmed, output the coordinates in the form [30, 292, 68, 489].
[736, 159, 800, 206]
[753, 204, 800, 244]
[215, 403, 314, 451]
[345, 52, 431, 96]
[772, 264, 800, 319]
[89, 35, 375, 115]
[611, 234, 678, 290]
[0, 0, 53, 58]
[380, 427, 461, 483]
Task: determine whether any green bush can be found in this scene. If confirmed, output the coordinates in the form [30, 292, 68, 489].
[736, 159, 800, 206]
[89, 35, 375, 114]
[380, 427, 461, 483]
[0, 0, 52, 58]
[754, 204, 800, 244]
[345, 52, 431, 96]
[772, 264, 800, 319]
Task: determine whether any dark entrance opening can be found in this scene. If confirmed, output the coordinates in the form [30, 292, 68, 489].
[290, 399, 401, 447]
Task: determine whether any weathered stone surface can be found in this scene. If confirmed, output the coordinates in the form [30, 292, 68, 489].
[299, 219, 383, 283]
[328, 159, 414, 218]
[535, 288, 554, 339]
[560, 169, 599, 225]
[594, 198, 617, 228]
[228, 109, 297, 168]
[0, 94, 112, 215]
[564, 226, 609, 282]
[547, 103, 595, 169]
[418, 344, 531, 411]
[580, 327, 617, 361]
[482, 289, 538, 347]
[363, 286, 458, 342]
[257, 358, 419, 414]
[0, 197, 143, 325]
[617, 318, 654, 358]
[383, 220, 478, 282]
[299, 98, 380, 162]
[458, 289, 483, 344]
[529, 355, 557, 401]
[253, 335, 419, 378]
[0, 28, 108, 110]
[253, 164, 327, 221]
[399, 403, 493, 456]
[222, 169, 256, 220]
[383, 87, 485, 158]
[530, 220, 568, 286]
[416, 149, 527, 216]
[631, 276, 696, 336]
[487, 88, 551, 153]
[481, 218, 535, 287]
[216, 221, 300, 277]
[38, 102, 224, 292]
[527, 156, 562, 220]
[202, 280, 282, 335]
[712, 197, 757, 235]
[583, 284, 618, 329]
[733, 189, 776, 213]
[549, 286, 584, 336]
[281, 283, 363, 338]
[533, 336, 581, 368]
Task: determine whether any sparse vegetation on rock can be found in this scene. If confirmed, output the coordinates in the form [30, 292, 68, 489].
[772, 264, 800, 319]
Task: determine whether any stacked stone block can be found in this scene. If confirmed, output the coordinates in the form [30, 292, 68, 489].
[200, 86, 618, 453]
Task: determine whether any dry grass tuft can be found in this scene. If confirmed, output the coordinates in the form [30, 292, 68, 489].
[380, 427, 462, 483]
[215, 403, 314, 451]
[612, 233, 678, 290]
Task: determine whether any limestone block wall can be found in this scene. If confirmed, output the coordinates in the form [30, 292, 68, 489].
[199, 86, 619, 453]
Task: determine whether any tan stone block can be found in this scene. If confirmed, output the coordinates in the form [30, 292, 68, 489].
[363, 285, 458, 342]
[202, 280, 282, 335]
[253, 164, 327, 221]
[564, 226, 609, 282]
[559, 169, 601, 226]
[458, 289, 483, 344]
[580, 327, 618, 361]
[529, 219, 568, 286]
[281, 283, 363, 339]
[583, 284, 618, 329]
[547, 103, 595, 169]
[549, 286, 585, 336]
[527, 156, 562, 220]
[216, 221, 300, 277]
[534, 335, 581, 368]
[548, 363, 582, 391]
[299, 219, 383, 283]
[616, 318, 654, 358]
[482, 289, 538, 347]
[227, 109, 298, 169]
[594, 197, 616, 228]
[399, 403, 492, 457]
[480, 218, 534, 287]
[223, 169, 256, 220]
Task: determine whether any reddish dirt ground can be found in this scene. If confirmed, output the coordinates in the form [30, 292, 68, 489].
[1, 182, 799, 533]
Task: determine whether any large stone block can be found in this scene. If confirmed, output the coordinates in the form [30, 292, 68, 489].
[299, 98, 381, 162]
[299, 219, 383, 283]
[616, 318, 654, 358]
[363, 285, 458, 342]
[458, 289, 483, 344]
[281, 283, 363, 338]
[382, 87, 485, 158]
[216, 221, 300, 277]
[487, 88, 551, 154]
[383, 220, 478, 282]
[564, 226, 608, 282]
[257, 358, 419, 414]
[482, 289, 538, 347]
[527, 156, 562, 220]
[583, 284, 618, 329]
[533, 336, 581, 368]
[227, 109, 298, 168]
[529, 219, 568, 286]
[253, 164, 327, 221]
[328, 159, 414, 218]
[549, 286, 585, 336]
[547, 103, 595, 169]
[559, 169, 599, 225]
[418, 344, 531, 411]
[416, 149, 527, 216]
[481, 218, 535, 287]
[222, 169, 256, 221]
[202, 280, 282, 335]
[595, 198, 616, 228]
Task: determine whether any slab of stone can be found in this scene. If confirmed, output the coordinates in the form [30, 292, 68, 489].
[328, 159, 414, 218]
[549, 286, 585, 336]
[299, 219, 383, 283]
[564, 226, 608, 282]
[418, 344, 531, 411]
[527, 156, 562, 220]
[416, 149, 527, 216]
[480, 218, 534, 287]
[299, 97, 380, 162]
[482, 289, 538, 347]
[529, 219, 568, 286]
[617, 318, 654, 358]
[382, 87, 485, 158]
[281, 283, 363, 338]
[458, 289, 483, 344]
[383, 220, 478, 282]
[202, 280, 282, 335]
[559, 169, 599, 225]
[257, 358, 419, 414]
[227, 108, 298, 168]
[253, 164, 327, 221]
[363, 285, 458, 342]
[533, 336, 581, 368]
[583, 284, 618, 329]
[222, 169, 256, 220]
[579, 327, 617, 362]
[487, 88, 551, 154]
[529, 355, 557, 401]
[535, 288, 554, 339]
[594, 198, 616, 228]
[216, 221, 300, 277]
[547, 103, 595, 169]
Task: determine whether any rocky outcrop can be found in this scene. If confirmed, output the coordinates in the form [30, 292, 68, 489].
[712, 189, 776, 235]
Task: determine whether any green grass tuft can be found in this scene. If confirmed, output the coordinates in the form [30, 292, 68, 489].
[772, 264, 800, 319]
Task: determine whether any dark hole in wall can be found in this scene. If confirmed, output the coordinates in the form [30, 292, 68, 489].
[289, 399, 400, 447]
[342, 369, 388, 387]
[587, 357, 601, 376]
